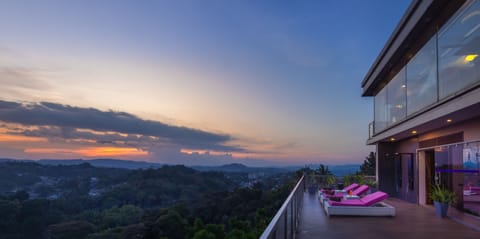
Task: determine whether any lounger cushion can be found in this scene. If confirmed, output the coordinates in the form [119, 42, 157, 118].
[329, 191, 388, 207]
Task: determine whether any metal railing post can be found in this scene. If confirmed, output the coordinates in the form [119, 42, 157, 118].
[259, 175, 305, 239]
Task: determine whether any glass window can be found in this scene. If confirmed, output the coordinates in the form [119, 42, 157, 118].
[406, 37, 438, 115]
[374, 87, 387, 133]
[438, 0, 480, 99]
[387, 69, 407, 126]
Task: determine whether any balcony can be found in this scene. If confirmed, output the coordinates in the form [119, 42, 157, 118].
[261, 175, 480, 239]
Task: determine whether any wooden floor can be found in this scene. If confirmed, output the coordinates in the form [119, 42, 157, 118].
[297, 192, 480, 239]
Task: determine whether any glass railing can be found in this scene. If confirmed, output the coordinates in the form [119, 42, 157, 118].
[259, 175, 305, 239]
[369, 121, 374, 139]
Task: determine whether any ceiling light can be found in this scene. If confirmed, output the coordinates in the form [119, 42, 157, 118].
[411, 130, 417, 134]
[401, 84, 406, 88]
[395, 104, 403, 109]
[447, 119, 452, 123]
[390, 137, 395, 142]
[465, 54, 478, 62]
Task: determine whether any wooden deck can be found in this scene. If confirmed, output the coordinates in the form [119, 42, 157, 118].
[297, 192, 480, 239]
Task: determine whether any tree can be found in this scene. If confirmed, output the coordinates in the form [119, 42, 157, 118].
[193, 229, 216, 239]
[359, 152, 376, 175]
[317, 164, 332, 175]
[101, 205, 143, 229]
[46, 220, 95, 239]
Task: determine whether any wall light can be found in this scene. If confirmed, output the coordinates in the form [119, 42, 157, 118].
[465, 54, 478, 62]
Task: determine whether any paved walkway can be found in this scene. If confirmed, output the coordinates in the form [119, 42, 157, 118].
[297, 192, 480, 239]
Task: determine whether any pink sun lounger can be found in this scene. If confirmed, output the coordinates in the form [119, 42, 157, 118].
[323, 191, 395, 216]
[326, 184, 369, 198]
[329, 191, 388, 206]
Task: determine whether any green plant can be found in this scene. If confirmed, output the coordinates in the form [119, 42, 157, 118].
[325, 175, 335, 187]
[343, 175, 352, 186]
[309, 171, 317, 184]
[354, 174, 365, 185]
[429, 185, 456, 204]
[365, 180, 377, 188]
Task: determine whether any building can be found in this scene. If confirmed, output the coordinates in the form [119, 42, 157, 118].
[361, 0, 480, 214]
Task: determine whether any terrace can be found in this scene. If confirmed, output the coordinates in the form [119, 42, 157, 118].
[261, 175, 480, 239]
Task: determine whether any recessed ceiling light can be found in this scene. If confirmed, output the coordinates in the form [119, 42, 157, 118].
[411, 130, 417, 134]
[390, 137, 395, 141]
[447, 119, 452, 123]
[465, 54, 478, 62]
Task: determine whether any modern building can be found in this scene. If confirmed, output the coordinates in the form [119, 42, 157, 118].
[362, 0, 480, 214]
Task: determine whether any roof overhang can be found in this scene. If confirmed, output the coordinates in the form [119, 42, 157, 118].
[361, 0, 466, 96]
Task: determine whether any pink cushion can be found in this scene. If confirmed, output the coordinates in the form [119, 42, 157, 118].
[343, 183, 359, 192]
[351, 185, 369, 195]
[326, 184, 369, 198]
[329, 191, 388, 207]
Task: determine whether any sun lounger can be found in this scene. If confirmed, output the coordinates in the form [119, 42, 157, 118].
[323, 191, 395, 216]
[343, 183, 360, 192]
[325, 185, 369, 198]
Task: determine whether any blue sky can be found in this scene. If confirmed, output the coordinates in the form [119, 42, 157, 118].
[0, 0, 410, 166]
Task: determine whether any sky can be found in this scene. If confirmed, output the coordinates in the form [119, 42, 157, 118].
[0, 0, 411, 166]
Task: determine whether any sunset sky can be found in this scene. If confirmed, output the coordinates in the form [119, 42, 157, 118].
[0, 0, 410, 166]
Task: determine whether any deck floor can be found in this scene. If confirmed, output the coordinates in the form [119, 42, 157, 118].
[297, 192, 480, 239]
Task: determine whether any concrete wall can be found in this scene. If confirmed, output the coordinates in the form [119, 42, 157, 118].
[419, 117, 480, 144]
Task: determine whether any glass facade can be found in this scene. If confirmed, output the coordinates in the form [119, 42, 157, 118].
[387, 69, 407, 126]
[374, 87, 387, 132]
[373, 0, 480, 135]
[406, 38, 438, 115]
[438, 0, 480, 99]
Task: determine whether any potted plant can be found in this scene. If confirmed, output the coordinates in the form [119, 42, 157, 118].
[429, 185, 456, 218]
[325, 175, 336, 189]
[308, 171, 318, 194]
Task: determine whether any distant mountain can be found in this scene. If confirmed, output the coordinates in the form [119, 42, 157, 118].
[0, 158, 361, 175]
[303, 164, 361, 176]
[0, 158, 163, 170]
[38, 158, 164, 169]
[328, 164, 361, 176]
[192, 163, 292, 174]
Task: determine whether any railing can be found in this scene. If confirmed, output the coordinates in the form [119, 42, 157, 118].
[368, 121, 374, 139]
[259, 175, 305, 239]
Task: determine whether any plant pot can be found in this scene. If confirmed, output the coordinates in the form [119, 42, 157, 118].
[433, 201, 449, 218]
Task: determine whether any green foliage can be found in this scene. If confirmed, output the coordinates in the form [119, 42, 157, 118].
[0, 162, 296, 239]
[0, 199, 20, 232]
[101, 205, 143, 229]
[317, 164, 332, 175]
[46, 220, 95, 239]
[429, 185, 456, 204]
[359, 152, 376, 175]
[194, 229, 216, 239]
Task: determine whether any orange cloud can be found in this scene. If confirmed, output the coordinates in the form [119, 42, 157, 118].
[0, 134, 46, 142]
[25, 146, 148, 157]
[74, 147, 148, 157]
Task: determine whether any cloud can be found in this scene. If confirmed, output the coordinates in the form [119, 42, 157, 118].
[0, 66, 51, 91]
[0, 100, 244, 152]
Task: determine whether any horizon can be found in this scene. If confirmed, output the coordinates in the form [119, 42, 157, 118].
[0, 157, 362, 168]
[0, 0, 410, 166]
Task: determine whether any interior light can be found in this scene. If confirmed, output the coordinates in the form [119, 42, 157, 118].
[465, 54, 478, 62]
[411, 130, 417, 134]
[447, 119, 452, 123]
